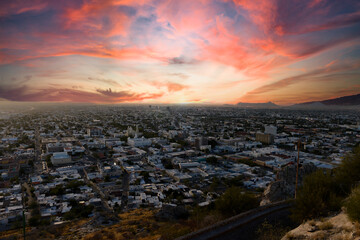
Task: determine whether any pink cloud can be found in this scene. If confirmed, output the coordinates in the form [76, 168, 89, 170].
[150, 81, 189, 92]
[239, 60, 360, 104]
[0, 0, 359, 104]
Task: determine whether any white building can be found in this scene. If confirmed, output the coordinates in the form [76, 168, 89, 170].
[179, 162, 200, 169]
[127, 137, 151, 147]
[51, 152, 72, 165]
[265, 125, 277, 136]
[87, 127, 102, 136]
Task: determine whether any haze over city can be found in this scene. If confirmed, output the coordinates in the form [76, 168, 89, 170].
[2, 1, 360, 240]
[1, 0, 360, 105]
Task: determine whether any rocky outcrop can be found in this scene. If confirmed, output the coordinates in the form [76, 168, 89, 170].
[281, 212, 360, 240]
[261, 163, 317, 205]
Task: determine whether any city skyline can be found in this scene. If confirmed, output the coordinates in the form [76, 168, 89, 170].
[1, 0, 360, 105]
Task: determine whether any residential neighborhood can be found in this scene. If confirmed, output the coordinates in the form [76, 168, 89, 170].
[0, 105, 359, 235]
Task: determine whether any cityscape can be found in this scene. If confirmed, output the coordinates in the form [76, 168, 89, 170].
[0, 104, 360, 239]
[1, 0, 360, 239]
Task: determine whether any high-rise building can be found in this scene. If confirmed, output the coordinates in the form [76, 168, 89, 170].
[87, 127, 102, 137]
[256, 133, 274, 144]
[265, 125, 277, 136]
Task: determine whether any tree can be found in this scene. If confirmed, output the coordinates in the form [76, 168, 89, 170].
[335, 146, 360, 195]
[215, 187, 259, 217]
[140, 171, 150, 182]
[209, 177, 221, 192]
[29, 201, 38, 209]
[208, 139, 218, 149]
[292, 146, 360, 223]
[65, 180, 84, 191]
[344, 186, 360, 222]
[19, 167, 25, 176]
[206, 157, 218, 165]
[161, 158, 173, 169]
[104, 175, 111, 182]
[48, 185, 65, 196]
[63, 200, 94, 220]
[29, 215, 41, 227]
[291, 170, 341, 222]
[225, 175, 245, 187]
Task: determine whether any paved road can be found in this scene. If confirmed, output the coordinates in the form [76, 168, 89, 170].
[34, 125, 44, 174]
[83, 176, 113, 213]
[212, 206, 295, 240]
[177, 201, 295, 240]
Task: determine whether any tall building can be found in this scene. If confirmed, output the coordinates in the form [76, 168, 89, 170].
[256, 133, 274, 144]
[265, 125, 277, 136]
[87, 127, 102, 137]
[127, 125, 139, 137]
[46, 142, 65, 153]
[195, 136, 208, 150]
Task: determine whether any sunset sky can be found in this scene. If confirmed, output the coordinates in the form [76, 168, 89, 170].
[0, 0, 360, 105]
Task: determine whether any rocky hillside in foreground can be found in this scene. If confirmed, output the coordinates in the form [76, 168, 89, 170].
[294, 93, 360, 107]
[282, 212, 360, 240]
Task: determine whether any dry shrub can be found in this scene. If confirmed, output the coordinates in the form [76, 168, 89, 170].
[307, 220, 316, 226]
[310, 231, 327, 240]
[344, 186, 360, 222]
[318, 221, 333, 230]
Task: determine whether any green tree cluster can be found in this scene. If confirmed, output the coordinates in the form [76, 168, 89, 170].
[206, 157, 218, 165]
[215, 187, 259, 217]
[47, 185, 65, 196]
[63, 200, 94, 220]
[292, 146, 360, 222]
[344, 185, 360, 222]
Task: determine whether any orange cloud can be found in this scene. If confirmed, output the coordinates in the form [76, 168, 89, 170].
[1, 0, 359, 105]
[150, 81, 189, 93]
[239, 61, 360, 104]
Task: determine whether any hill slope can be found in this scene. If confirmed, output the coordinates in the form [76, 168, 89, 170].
[236, 101, 279, 108]
[298, 93, 360, 106]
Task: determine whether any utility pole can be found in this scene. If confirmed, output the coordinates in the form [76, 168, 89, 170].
[22, 210, 26, 240]
[21, 180, 26, 240]
[295, 139, 300, 199]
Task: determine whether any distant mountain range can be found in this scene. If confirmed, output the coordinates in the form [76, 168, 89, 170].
[236, 101, 279, 108]
[235, 94, 360, 109]
[297, 93, 360, 106]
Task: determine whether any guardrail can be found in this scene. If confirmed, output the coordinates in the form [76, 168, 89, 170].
[176, 200, 294, 240]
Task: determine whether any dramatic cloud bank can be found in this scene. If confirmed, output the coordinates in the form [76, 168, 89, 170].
[0, 0, 359, 104]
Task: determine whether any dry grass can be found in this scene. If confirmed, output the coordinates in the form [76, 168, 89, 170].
[340, 225, 353, 232]
[1, 219, 91, 240]
[0, 227, 28, 239]
[83, 209, 161, 240]
[82, 208, 192, 240]
[333, 233, 354, 240]
[318, 221, 333, 230]
[309, 231, 327, 240]
[2, 209, 195, 240]
[284, 232, 297, 240]
[307, 220, 316, 226]
[353, 222, 360, 238]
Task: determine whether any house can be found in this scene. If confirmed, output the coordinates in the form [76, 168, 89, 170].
[51, 152, 72, 165]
